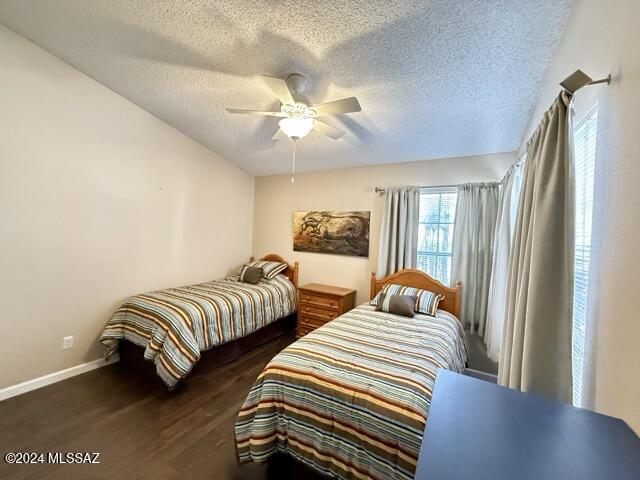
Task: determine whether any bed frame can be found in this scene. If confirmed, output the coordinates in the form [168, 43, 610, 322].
[118, 254, 299, 386]
[370, 269, 462, 318]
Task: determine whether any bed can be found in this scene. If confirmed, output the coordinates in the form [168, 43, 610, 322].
[235, 269, 468, 480]
[100, 254, 298, 389]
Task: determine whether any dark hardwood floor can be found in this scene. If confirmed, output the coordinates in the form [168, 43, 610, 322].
[465, 333, 498, 375]
[0, 333, 324, 480]
[0, 330, 497, 480]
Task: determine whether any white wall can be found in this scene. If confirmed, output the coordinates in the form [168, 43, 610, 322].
[521, 0, 640, 431]
[253, 152, 515, 305]
[0, 25, 254, 389]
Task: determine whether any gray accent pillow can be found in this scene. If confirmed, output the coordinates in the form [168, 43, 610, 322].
[374, 293, 416, 317]
[239, 265, 262, 284]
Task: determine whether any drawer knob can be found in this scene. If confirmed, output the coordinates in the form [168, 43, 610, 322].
[305, 307, 310, 312]
[305, 296, 310, 301]
[330, 301, 335, 306]
[329, 313, 334, 318]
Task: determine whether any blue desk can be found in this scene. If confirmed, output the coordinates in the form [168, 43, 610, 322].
[416, 370, 640, 480]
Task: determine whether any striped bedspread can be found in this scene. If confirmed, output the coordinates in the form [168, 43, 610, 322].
[235, 304, 468, 480]
[100, 274, 296, 389]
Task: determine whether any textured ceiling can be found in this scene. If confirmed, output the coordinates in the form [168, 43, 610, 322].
[0, 0, 571, 175]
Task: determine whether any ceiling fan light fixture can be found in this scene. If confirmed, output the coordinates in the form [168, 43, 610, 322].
[227, 74, 359, 142]
[279, 117, 314, 140]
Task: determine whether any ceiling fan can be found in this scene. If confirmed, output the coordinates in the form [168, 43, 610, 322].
[226, 74, 361, 141]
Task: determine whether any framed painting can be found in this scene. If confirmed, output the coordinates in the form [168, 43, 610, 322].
[293, 211, 370, 257]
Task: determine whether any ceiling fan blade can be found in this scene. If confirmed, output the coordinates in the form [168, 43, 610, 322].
[312, 97, 361, 116]
[272, 128, 288, 141]
[226, 108, 285, 117]
[261, 75, 295, 105]
[313, 120, 345, 140]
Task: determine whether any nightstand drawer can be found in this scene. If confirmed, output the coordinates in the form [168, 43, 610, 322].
[296, 324, 316, 338]
[298, 304, 339, 321]
[296, 283, 356, 339]
[298, 314, 330, 330]
[299, 293, 339, 311]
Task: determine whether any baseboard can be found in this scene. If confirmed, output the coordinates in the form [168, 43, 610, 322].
[464, 368, 498, 383]
[0, 354, 120, 402]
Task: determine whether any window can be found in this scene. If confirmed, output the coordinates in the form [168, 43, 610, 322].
[572, 107, 598, 407]
[417, 188, 458, 285]
[510, 158, 524, 240]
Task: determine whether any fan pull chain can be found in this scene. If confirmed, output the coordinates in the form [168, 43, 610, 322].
[290, 139, 297, 183]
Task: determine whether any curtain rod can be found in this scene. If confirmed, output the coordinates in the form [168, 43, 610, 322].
[560, 69, 611, 95]
[377, 71, 610, 196]
[375, 184, 459, 194]
[375, 175, 524, 193]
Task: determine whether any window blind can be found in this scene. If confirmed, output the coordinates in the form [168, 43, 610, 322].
[572, 107, 598, 407]
[417, 189, 458, 285]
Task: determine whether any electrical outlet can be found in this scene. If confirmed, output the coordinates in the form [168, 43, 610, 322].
[62, 336, 74, 350]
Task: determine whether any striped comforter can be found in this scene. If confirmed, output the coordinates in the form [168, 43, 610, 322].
[100, 274, 296, 388]
[235, 304, 468, 480]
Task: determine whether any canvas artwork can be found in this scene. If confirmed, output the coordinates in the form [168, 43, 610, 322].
[293, 211, 370, 257]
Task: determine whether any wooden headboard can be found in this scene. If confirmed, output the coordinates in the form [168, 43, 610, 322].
[250, 254, 299, 289]
[370, 269, 461, 318]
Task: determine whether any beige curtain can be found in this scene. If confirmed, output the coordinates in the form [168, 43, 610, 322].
[376, 187, 420, 277]
[450, 182, 500, 333]
[484, 164, 522, 361]
[498, 91, 575, 403]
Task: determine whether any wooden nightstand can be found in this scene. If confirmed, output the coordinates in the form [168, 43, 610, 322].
[297, 283, 356, 338]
